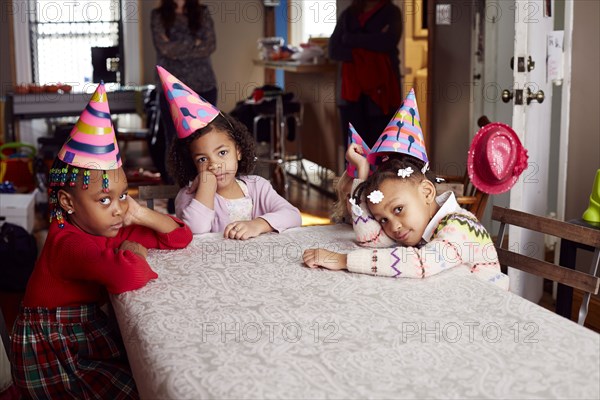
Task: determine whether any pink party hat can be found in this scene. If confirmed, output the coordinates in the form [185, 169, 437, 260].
[346, 123, 374, 178]
[367, 88, 429, 165]
[58, 83, 122, 170]
[157, 65, 220, 139]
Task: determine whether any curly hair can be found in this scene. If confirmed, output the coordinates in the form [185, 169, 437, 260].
[331, 173, 353, 223]
[167, 112, 257, 188]
[353, 156, 435, 208]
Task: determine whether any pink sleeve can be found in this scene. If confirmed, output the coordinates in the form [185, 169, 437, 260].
[252, 176, 302, 232]
[174, 187, 215, 234]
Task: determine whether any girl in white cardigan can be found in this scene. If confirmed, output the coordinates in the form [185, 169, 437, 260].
[303, 156, 509, 289]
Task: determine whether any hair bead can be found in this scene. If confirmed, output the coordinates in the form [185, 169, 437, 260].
[83, 170, 90, 189]
[101, 171, 109, 193]
[60, 167, 68, 186]
[69, 168, 79, 187]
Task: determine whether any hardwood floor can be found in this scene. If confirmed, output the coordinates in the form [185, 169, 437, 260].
[285, 175, 335, 219]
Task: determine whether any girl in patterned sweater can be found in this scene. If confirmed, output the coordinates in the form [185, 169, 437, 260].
[10, 83, 193, 399]
[303, 157, 509, 289]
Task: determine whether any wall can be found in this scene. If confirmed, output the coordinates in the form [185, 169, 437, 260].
[428, 0, 474, 173]
[565, 0, 600, 220]
[140, 0, 265, 114]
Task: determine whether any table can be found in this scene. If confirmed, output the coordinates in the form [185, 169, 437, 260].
[111, 225, 600, 399]
[4, 85, 152, 142]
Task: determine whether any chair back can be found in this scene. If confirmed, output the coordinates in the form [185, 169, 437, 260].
[492, 206, 600, 324]
[138, 185, 179, 210]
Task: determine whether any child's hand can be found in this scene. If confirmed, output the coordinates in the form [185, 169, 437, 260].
[303, 249, 348, 270]
[346, 143, 370, 179]
[224, 218, 272, 240]
[119, 240, 148, 260]
[187, 171, 218, 194]
[123, 195, 145, 226]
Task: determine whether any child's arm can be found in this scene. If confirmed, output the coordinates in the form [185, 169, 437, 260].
[249, 176, 302, 233]
[57, 232, 158, 294]
[344, 144, 395, 248]
[175, 180, 217, 234]
[346, 143, 370, 180]
[304, 213, 508, 288]
[350, 179, 396, 248]
[303, 249, 347, 270]
[224, 218, 272, 240]
[121, 196, 193, 249]
[192, 171, 218, 210]
[124, 196, 179, 233]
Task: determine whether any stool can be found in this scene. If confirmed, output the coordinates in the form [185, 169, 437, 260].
[252, 95, 308, 194]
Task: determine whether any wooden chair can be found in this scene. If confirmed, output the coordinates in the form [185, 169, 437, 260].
[138, 184, 179, 211]
[437, 171, 489, 220]
[492, 206, 600, 325]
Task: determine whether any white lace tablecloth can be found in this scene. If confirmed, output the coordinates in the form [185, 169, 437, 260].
[111, 225, 600, 399]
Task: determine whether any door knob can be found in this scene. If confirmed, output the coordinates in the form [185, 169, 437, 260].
[527, 88, 545, 104]
[501, 90, 513, 103]
[501, 89, 524, 105]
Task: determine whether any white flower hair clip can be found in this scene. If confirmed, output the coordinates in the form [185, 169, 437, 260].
[367, 190, 384, 204]
[421, 162, 429, 174]
[348, 197, 363, 217]
[397, 167, 414, 179]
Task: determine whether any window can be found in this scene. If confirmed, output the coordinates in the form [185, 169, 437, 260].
[27, 0, 123, 85]
[288, 0, 336, 46]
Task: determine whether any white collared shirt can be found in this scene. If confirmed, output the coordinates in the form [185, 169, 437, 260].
[422, 191, 462, 242]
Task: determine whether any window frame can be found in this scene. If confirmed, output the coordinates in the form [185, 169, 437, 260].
[11, 0, 140, 87]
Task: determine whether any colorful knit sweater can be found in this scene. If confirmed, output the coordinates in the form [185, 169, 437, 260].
[349, 182, 509, 289]
[351, 179, 397, 248]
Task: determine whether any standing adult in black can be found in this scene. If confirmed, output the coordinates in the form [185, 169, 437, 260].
[151, 0, 217, 211]
[329, 0, 403, 150]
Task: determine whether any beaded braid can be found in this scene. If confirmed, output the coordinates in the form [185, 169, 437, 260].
[47, 159, 110, 228]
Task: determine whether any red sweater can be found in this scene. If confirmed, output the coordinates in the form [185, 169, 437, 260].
[23, 217, 192, 308]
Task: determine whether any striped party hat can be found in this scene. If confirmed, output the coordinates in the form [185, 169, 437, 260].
[346, 123, 374, 178]
[157, 65, 220, 139]
[367, 88, 429, 165]
[57, 83, 121, 170]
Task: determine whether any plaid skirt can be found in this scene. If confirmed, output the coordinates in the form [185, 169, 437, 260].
[10, 304, 139, 400]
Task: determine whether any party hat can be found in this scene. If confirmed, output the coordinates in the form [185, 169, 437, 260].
[156, 65, 220, 139]
[346, 123, 374, 178]
[367, 88, 428, 165]
[582, 169, 600, 223]
[57, 82, 121, 170]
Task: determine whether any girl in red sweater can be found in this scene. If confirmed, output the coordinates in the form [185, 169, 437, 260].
[10, 83, 192, 399]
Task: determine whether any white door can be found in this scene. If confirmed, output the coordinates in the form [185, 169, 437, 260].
[505, 0, 554, 302]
